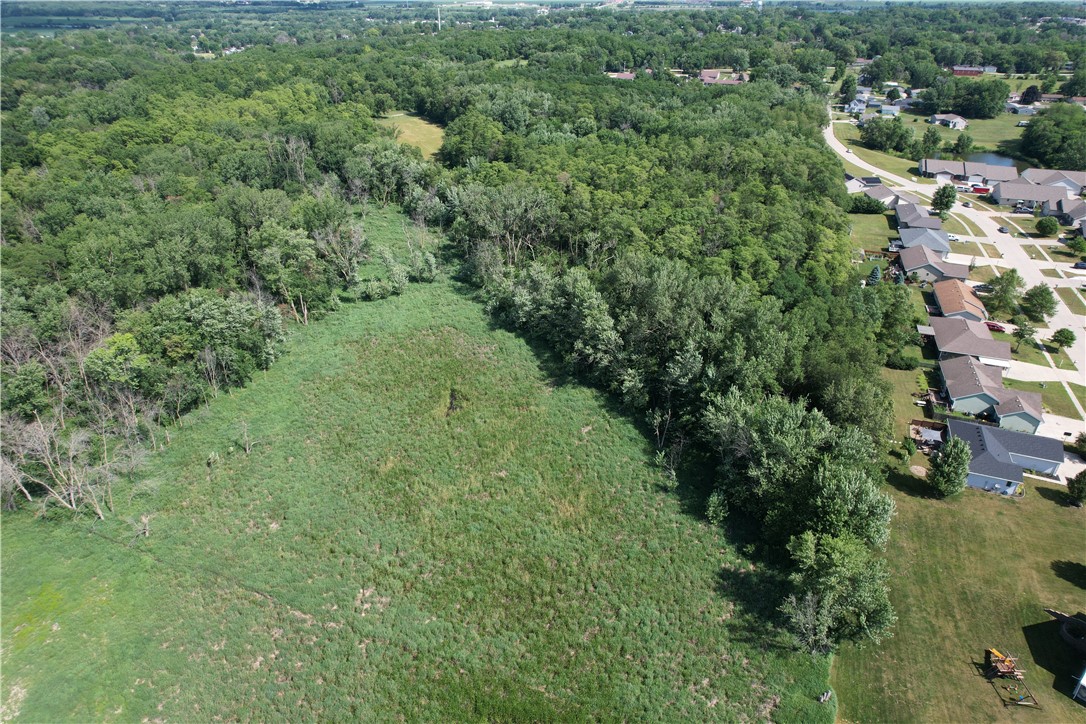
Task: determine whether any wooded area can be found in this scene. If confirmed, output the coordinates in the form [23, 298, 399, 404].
[2, 0, 1084, 686]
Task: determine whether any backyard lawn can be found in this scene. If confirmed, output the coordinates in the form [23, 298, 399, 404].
[375, 111, 445, 159]
[1004, 378, 1083, 420]
[833, 367, 1086, 724]
[903, 110, 1027, 153]
[849, 212, 897, 254]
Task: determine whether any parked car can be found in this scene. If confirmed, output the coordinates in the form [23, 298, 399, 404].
[962, 201, 972, 208]
[984, 321, 1006, 333]
[974, 284, 993, 293]
[971, 186, 991, 194]
[998, 226, 1010, 233]
[947, 234, 960, 242]
[1013, 206, 1031, 214]
[1072, 261, 1086, 270]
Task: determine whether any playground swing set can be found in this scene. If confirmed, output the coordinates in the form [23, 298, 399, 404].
[984, 648, 1041, 708]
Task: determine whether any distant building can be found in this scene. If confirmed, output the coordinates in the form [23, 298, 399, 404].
[930, 113, 969, 130]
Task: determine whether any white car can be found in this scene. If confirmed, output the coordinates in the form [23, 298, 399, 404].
[947, 234, 960, 242]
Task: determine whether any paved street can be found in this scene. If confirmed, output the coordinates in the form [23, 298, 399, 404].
[825, 117, 1086, 445]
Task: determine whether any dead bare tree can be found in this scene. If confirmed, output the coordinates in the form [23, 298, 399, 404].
[284, 135, 310, 185]
[239, 420, 262, 455]
[313, 223, 368, 284]
[2, 412, 116, 519]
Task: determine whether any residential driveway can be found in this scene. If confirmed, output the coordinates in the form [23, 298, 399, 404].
[825, 113, 1086, 444]
[824, 115, 1086, 377]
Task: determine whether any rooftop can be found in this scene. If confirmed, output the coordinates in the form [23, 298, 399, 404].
[947, 419, 1063, 483]
[927, 316, 1011, 362]
[933, 279, 987, 319]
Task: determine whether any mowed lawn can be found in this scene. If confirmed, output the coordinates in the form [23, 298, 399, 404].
[833, 123, 932, 182]
[2, 279, 830, 720]
[849, 211, 897, 254]
[833, 369, 1086, 723]
[375, 111, 444, 159]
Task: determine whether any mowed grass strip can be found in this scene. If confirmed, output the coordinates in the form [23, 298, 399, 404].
[2, 279, 830, 721]
[375, 111, 445, 159]
[833, 368, 1086, 724]
[1055, 286, 1086, 317]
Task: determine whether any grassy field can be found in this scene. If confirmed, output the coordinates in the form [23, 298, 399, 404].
[833, 124, 933, 183]
[1005, 378, 1083, 420]
[2, 218, 830, 720]
[833, 368, 1086, 723]
[375, 112, 445, 159]
[1056, 287, 1086, 317]
[849, 212, 897, 254]
[969, 265, 1000, 283]
[903, 110, 1026, 154]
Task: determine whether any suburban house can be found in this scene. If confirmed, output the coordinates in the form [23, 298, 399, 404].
[880, 105, 900, 116]
[939, 356, 1044, 433]
[945, 419, 1063, 495]
[899, 227, 951, 255]
[699, 69, 744, 85]
[921, 316, 1011, 367]
[1042, 196, 1086, 227]
[933, 279, 988, 322]
[845, 173, 866, 194]
[896, 202, 943, 230]
[845, 98, 867, 114]
[951, 66, 984, 77]
[930, 113, 969, 130]
[1020, 168, 1086, 196]
[898, 244, 969, 282]
[991, 180, 1072, 209]
[1005, 103, 1038, 115]
[862, 184, 918, 208]
[919, 159, 1019, 186]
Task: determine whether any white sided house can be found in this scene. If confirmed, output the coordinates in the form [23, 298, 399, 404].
[991, 180, 1072, 210]
[919, 159, 1018, 187]
[945, 419, 1063, 495]
[930, 113, 968, 130]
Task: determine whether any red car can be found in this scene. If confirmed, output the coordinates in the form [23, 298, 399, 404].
[985, 322, 1006, 333]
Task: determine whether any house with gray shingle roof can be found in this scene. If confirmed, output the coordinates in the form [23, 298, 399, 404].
[945, 419, 1063, 495]
[1042, 196, 1086, 226]
[1020, 168, 1086, 195]
[924, 316, 1011, 366]
[939, 357, 1044, 434]
[896, 203, 943, 230]
[899, 227, 951, 255]
[992, 180, 1072, 209]
[898, 245, 969, 283]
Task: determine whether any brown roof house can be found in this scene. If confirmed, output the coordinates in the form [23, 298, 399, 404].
[898, 245, 969, 283]
[921, 316, 1011, 367]
[933, 279, 988, 322]
[939, 356, 1044, 433]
